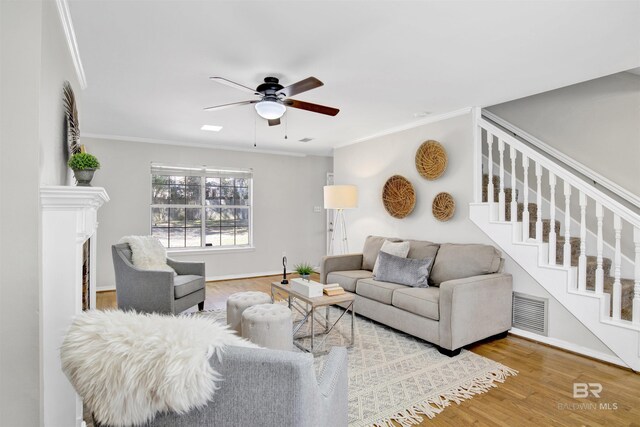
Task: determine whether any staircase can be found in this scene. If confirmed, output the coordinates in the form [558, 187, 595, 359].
[470, 109, 640, 371]
[482, 174, 635, 321]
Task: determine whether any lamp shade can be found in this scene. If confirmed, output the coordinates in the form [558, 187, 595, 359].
[324, 185, 358, 209]
[254, 100, 286, 120]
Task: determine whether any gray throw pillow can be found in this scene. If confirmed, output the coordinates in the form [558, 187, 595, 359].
[375, 251, 433, 288]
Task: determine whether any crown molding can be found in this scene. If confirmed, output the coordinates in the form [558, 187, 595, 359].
[56, 0, 87, 89]
[333, 107, 472, 150]
[82, 133, 315, 158]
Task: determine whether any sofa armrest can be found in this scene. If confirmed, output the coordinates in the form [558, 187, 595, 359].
[438, 273, 512, 350]
[317, 347, 349, 426]
[167, 258, 205, 277]
[320, 254, 364, 284]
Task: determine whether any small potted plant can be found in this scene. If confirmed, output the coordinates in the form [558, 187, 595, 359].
[294, 262, 315, 281]
[68, 152, 100, 186]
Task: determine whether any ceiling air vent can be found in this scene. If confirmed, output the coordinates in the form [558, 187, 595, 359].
[512, 292, 548, 336]
[299, 137, 313, 143]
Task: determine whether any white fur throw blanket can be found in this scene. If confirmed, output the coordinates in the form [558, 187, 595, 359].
[119, 235, 175, 274]
[61, 310, 258, 426]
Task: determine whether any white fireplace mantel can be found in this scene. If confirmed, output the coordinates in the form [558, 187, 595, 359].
[40, 185, 109, 427]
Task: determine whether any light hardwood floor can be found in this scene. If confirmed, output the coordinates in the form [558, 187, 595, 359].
[97, 274, 640, 426]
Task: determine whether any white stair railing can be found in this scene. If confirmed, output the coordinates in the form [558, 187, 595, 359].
[476, 113, 640, 325]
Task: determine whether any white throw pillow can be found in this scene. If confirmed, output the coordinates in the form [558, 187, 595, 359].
[373, 240, 410, 278]
[119, 235, 177, 275]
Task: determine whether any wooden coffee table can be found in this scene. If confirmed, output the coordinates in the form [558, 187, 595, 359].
[271, 281, 355, 354]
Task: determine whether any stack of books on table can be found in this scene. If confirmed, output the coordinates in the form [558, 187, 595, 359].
[323, 283, 345, 296]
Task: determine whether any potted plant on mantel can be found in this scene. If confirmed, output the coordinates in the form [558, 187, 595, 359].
[294, 262, 315, 281]
[68, 152, 100, 186]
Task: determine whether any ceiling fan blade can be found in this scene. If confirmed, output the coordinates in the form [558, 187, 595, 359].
[203, 100, 258, 111]
[277, 77, 323, 97]
[210, 77, 261, 96]
[285, 99, 339, 116]
[268, 118, 281, 126]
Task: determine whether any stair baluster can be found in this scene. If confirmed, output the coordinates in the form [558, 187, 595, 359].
[576, 191, 587, 291]
[634, 227, 640, 325]
[510, 146, 517, 224]
[595, 203, 604, 295]
[548, 173, 557, 265]
[535, 163, 543, 242]
[561, 181, 570, 268]
[612, 214, 622, 320]
[498, 139, 506, 222]
[487, 133, 494, 219]
[522, 155, 530, 241]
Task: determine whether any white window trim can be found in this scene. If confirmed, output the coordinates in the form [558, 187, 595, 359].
[150, 164, 254, 249]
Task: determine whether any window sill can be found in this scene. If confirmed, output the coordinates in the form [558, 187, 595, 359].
[167, 246, 255, 256]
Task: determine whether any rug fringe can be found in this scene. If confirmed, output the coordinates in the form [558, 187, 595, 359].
[369, 365, 518, 427]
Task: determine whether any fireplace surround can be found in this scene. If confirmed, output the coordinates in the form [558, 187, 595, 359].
[41, 186, 109, 427]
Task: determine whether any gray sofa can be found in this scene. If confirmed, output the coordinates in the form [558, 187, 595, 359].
[93, 346, 348, 427]
[112, 243, 206, 314]
[321, 235, 513, 356]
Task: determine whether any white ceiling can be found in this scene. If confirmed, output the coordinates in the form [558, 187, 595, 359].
[69, 1, 640, 156]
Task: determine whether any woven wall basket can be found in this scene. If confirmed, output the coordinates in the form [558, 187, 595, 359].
[432, 192, 455, 221]
[382, 175, 416, 219]
[415, 140, 447, 180]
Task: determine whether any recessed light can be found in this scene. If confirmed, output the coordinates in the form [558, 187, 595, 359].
[201, 125, 223, 132]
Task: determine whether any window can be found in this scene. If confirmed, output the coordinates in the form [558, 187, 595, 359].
[150, 164, 252, 249]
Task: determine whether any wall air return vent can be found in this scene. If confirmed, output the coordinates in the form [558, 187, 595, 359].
[512, 292, 548, 336]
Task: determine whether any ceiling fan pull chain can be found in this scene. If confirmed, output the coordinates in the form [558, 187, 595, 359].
[285, 115, 288, 140]
[253, 113, 257, 148]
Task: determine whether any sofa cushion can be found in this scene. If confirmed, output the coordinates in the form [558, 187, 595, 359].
[374, 251, 433, 287]
[362, 235, 401, 271]
[372, 240, 410, 277]
[430, 243, 502, 285]
[392, 287, 440, 320]
[356, 278, 407, 305]
[174, 275, 205, 298]
[326, 270, 373, 292]
[406, 240, 440, 261]
[406, 240, 439, 285]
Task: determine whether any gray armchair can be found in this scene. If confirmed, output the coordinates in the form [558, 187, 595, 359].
[112, 243, 206, 314]
[134, 346, 349, 427]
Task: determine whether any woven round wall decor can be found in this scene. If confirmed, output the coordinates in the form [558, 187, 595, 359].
[382, 175, 416, 219]
[415, 140, 448, 180]
[432, 192, 455, 221]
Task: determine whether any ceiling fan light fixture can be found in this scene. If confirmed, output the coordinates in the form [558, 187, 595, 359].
[255, 100, 286, 120]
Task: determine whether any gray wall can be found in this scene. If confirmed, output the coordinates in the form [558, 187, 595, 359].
[334, 112, 615, 358]
[86, 137, 332, 290]
[487, 72, 640, 197]
[1, 1, 81, 424]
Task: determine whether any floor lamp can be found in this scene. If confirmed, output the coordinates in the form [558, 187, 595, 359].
[324, 185, 358, 255]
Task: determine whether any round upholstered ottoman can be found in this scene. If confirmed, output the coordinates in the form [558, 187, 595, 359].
[241, 303, 293, 351]
[226, 291, 272, 334]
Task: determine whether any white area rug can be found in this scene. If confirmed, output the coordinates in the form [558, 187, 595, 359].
[198, 306, 516, 427]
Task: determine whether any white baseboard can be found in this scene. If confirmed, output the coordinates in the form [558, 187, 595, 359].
[509, 327, 628, 369]
[206, 270, 282, 282]
[96, 270, 284, 292]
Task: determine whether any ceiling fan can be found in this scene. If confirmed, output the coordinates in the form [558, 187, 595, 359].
[204, 76, 339, 126]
